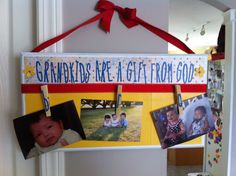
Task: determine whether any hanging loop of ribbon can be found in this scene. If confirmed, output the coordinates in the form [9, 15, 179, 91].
[32, 0, 194, 54]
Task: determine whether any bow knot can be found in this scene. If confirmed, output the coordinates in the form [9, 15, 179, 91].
[96, 0, 138, 32]
[96, 0, 115, 12]
[118, 8, 138, 28]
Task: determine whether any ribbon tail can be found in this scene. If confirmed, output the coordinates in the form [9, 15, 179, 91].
[32, 13, 104, 52]
[135, 17, 195, 54]
[100, 10, 114, 32]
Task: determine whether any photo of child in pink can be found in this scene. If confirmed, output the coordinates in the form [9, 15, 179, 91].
[189, 106, 210, 136]
[27, 113, 81, 158]
[152, 93, 216, 149]
[103, 114, 112, 127]
[163, 108, 186, 148]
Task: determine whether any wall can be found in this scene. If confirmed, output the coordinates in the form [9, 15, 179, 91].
[62, 0, 168, 53]
[65, 149, 167, 176]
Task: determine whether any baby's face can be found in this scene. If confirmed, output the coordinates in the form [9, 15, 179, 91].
[166, 110, 178, 123]
[30, 117, 63, 147]
[195, 110, 204, 120]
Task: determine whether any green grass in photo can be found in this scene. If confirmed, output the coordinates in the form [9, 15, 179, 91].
[80, 106, 142, 142]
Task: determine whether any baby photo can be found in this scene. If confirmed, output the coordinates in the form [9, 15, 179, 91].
[80, 99, 143, 142]
[152, 93, 215, 149]
[13, 100, 86, 159]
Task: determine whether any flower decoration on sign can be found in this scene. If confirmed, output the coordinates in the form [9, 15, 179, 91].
[23, 65, 35, 79]
[195, 66, 205, 78]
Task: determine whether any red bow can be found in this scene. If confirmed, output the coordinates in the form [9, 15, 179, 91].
[96, 0, 138, 32]
[32, 0, 194, 54]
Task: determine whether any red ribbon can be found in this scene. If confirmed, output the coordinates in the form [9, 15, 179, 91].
[32, 0, 194, 54]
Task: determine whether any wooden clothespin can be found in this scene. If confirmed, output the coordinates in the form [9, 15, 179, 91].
[115, 85, 122, 117]
[41, 85, 51, 117]
[175, 85, 184, 116]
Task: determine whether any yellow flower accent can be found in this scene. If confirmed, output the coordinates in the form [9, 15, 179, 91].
[23, 65, 35, 79]
[195, 66, 205, 78]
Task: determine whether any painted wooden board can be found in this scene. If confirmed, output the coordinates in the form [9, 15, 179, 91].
[21, 52, 208, 149]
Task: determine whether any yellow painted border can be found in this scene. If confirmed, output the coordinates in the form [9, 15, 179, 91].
[24, 92, 203, 148]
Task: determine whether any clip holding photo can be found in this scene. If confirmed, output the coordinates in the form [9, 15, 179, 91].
[41, 85, 51, 117]
[115, 85, 122, 117]
[175, 85, 184, 116]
